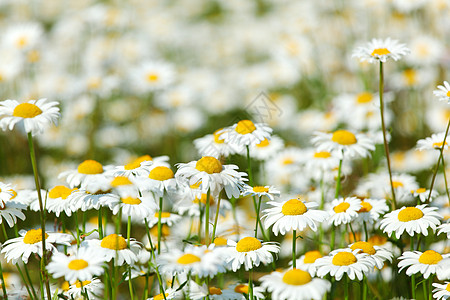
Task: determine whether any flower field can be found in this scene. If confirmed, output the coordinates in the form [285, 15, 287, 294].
[0, 0, 449, 299]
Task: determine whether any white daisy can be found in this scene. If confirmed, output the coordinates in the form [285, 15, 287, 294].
[194, 128, 242, 158]
[379, 204, 442, 238]
[352, 38, 410, 64]
[291, 250, 324, 276]
[355, 198, 389, 224]
[189, 281, 245, 300]
[84, 234, 141, 266]
[411, 188, 438, 203]
[58, 160, 110, 189]
[103, 194, 158, 221]
[328, 197, 362, 226]
[398, 250, 450, 280]
[46, 185, 79, 217]
[229, 283, 265, 300]
[416, 132, 449, 151]
[136, 165, 178, 197]
[433, 81, 450, 104]
[0, 198, 26, 227]
[432, 282, 450, 300]
[145, 211, 182, 228]
[241, 185, 281, 201]
[66, 278, 104, 300]
[147, 288, 179, 300]
[0, 99, 60, 135]
[131, 60, 176, 93]
[312, 130, 375, 159]
[0, 182, 15, 201]
[250, 135, 285, 161]
[349, 241, 393, 269]
[218, 120, 272, 147]
[437, 222, 450, 238]
[109, 155, 154, 179]
[69, 189, 119, 211]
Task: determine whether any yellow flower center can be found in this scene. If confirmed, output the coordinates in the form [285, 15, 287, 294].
[334, 202, 350, 213]
[111, 176, 133, 187]
[75, 280, 91, 288]
[332, 252, 357, 266]
[234, 284, 249, 294]
[350, 241, 376, 255]
[256, 138, 270, 148]
[154, 212, 171, 218]
[146, 73, 159, 82]
[100, 234, 127, 250]
[150, 224, 170, 237]
[149, 166, 174, 181]
[368, 235, 387, 246]
[68, 259, 89, 270]
[331, 130, 357, 145]
[209, 287, 222, 295]
[12, 103, 42, 118]
[419, 250, 443, 265]
[77, 160, 103, 174]
[281, 199, 307, 215]
[303, 250, 322, 264]
[314, 151, 331, 158]
[17, 37, 27, 48]
[121, 197, 141, 205]
[446, 283, 450, 292]
[415, 188, 426, 194]
[193, 193, 215, 205]
[176, 253, 201, 264]
[356, 92, 373, 104]
[282, 158, 294, 165]
[48, 186, 75, 200]
[153, 293, 169, 300]
[397, 207, 424, 222]
[195, 156, 223, 174]
[213, 129, 224, 144]
[235, 120, 256, 134]
[432, 142, 448, 148]
[403, 69, 417, 86]
[213, 237, 228, 246]
[236, 237, 262, 252]
[282, 269, 312, 285]
[357, 201, 373, 213]
[61, 281, 70, 292]
[447, 91, 450, 97]
[124, 155, 152, 170]
[23, 229, 48, 244]
[371, 48, 391, 56]
[252, 186, 269, 193]
[392, 181, 404, 188]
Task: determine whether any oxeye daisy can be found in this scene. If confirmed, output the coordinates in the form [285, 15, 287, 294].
[380, 204, 442, 238]
[349, 241, 393, 269]
[66, 278, 104, 300]
[69, 189, 119, 212]
[432, 281, 450, 300]
[250, 135, 285, 160]
[145, 211, 182, 228]
[328, 197, 362, 226]
[311, 130, 375, 159]
[433, 81, 450, 104]
[411, 187, 438, 203]
[110, 155, 154, 178]
[398, 250, 450, 280]
[46, 185, 78, 217]
[1, 228, 72, 263]
[84, 234, 141, 266]
[315, 248, 375, 281]
[230, 283, 265, 300]
[352, 38, 410, 64]
[0, 198, 26, 227]
[304, 149, 340, 174]
[226, 236, 280, 271]
[437, 222, 450, 238]
[417, 132, 449, 151]
[47, 246, 105, 283]
[291, 250, 324, 276]
[58, 160, 109, 188]
[194, 128, 242, 158]
[0, 98, 60, 135]
[147, 288, 179, 300]
[103, 194, 158, 221]
[241, 185, 281, 201]
[137, 165, 178, 197]
[262, 198, 328, 235]
[355, 198, 389, 224]
[0, 182, 15, 201]
[132, 60, 176, 93]
[218, 119, 272, 147]
[189, 281, 245, 300]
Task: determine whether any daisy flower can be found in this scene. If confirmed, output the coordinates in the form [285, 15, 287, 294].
[66, 278, 104, 300]
[226, 236, 280, 271]
[230, 283, 265, 300]
[0, 198, 26, 227]
[380, 204, 442, 238]
[0, 182, 15, 201]
[218, 120, 272, 147]
[433, 81, 450, 104]
[432, 282, 450, 300]
[260, 268, 331, 300]
[175, 156, 247, 198]
[417, 132, 449, 151]
[194, 128, 242, 158]
[304, 149, 340, 174]
[352, 38, 410, 64]
[349, 241, 393, 269]
[137, 165, 178, 197]
[398, 250, 450, 280]
[411, 187, 438, 203]
[437, 222, 450, 238]
[58, 160, 110, 188]
[0, 99, 60, 135]
[147, 288, 179, 300]
[103, 194, 158, 222]
[109, 155, 154, 178]
[131, 60, 176, 93]
[47, 246, 106, 283]
[328, 197, 362, 226]
[250, 135, 285, 161]
[355, 198, 389, 224]
[315, 248, 375, 281]
[84, 234, 141, 266]
[291, 250, 324, 276]
[145, 211, 182, 228]
[46, 185, 78, 217]
[262, 198, 328, 235]
[189, 281, 244, 300]
[69, 189, 119, 212]
[311, 130, 375, 159]
[241, 184, 281, 201]
[1, 228, 72, 263]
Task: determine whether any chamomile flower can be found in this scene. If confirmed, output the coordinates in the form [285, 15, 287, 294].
[291, 250, 324, 276]
[147, 288, 179, 300]
[47, 246, 105, 283]
[315, 248, 375, 281]
[312, 130, 375, 159]
[229, 283, 265, 300]
[0, 99, 60, 135]
[226, 236, 280, 271]
[0, 182, 15, 201]
[84, 234, 141, 266]
[398, 250, 450, 279]
[194, 129, 242, 158]
[349, 241, 393, 269]
[328, 197, 362, 226]
[110, 155, 154, 178]
[260, 268, 331, 300]
[355, 198, 389, 224]
[104, 194, 158, 221]
[437, 222, 450, 238]
[432, 282, 450, 300]
[58, 160, 109, 189]
[416, 132, 449, 151]
[241, 185, 281, 201]
[1, 228, 72, 263]
[262, 199, 328, 235]
[46, 185, 78, 217]
[189, 281, 244, 300]
[218, 120, 272, 147]
[69, 189, 119, 212]
[352, 38, 410, 64]
[132, 60, 176, 93]
[433, 81, 450, 104]
[145, 212, 182, 228]
[380, 204, 442, 238]
[304, 149, 340, 174]
[0, 198, 26, 227]
[411, 188, 438, 203]
[250, 135, 285, 160]
[66, 278, 104, 300]
[137, 165, 178, 197]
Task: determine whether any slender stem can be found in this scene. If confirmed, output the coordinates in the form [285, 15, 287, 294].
[157, 196, 163, 254]
[211, 194, 222, 241]
[16, 263, 35, 300]
[362, 276, 367, 300]
[410, 236, 416, 299]
[205, 189, 211, 245]
[348, 223, 357, 242]
[335, 157, 343, 199]
[429, 277, 433, 300]
[246, 146, 254, 184]
[127, 216, 132, 247]
[422, 277, 427, 300]
[27, 132, 51, 300]
[319, 172, 325, 252]
[344, 275, 349, 300]
[198, 199, 203, 242]
[378, 62, 397, 209]
[331, 227, 336, 251]
[0, 259, 8, 299]
[98, 207, 104, 239]
[292, 230, 297, 268]
[128, 266, 134, 300]
[75, 212, 81, 247]
[248, 268, 254, 300]
[231, 197, 240, 240]
[363, 221, 368, 241]
[441, 156, 450, 203]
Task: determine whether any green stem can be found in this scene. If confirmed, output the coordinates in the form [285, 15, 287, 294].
[128, 266, 134, 300]
[331, 227, 336, 251]
[422, 277, 427, 300]
[362, 276, 367, 300]
[319, 172, 325, 252]
[211, 194, 222, 242]
[27, 132, 51, 300]
[292, 230, 297, 268]
[248, 268, 254, 300]
[98, 207, 104, 239]
[363, 221, 368, 241]
[0, 259, 7, 299]
[198, 199, 203, 243]
[335, 157, 343, 199]
[158, 196, 163, 254]
[410, 236, 416, 299]
[127, 216, 132, 247]
[348, 223, 357, 242]
[205, 189, 211, 245]
[344, 275, 349, 300]
[75, 212, 81, 247]
[16, 263, 36, 300]
[246, 146, 254, 184]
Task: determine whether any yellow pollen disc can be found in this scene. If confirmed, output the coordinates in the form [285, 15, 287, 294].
[149, 166, 174, 181]
[213, 237, 228, 246]
[282, 269, 312, 285]
[68, 259, 89, 270]
[176, 253, 201, 264]
[432, 142, 447, 148]
[23, 229, 48, 244]
[252, 186, 269, 193]
[398, 207, 424, 222]
[314, 151, 331, 158]
[77, 160, 103, 174]
[332, 252, 357, 266]
[303, 250, 323, 264]
[256, 138, 270, 148]
[368, 235, 387, 246]
[392, 181, 404, 188]
[12, 103, 42, 118]
[331, 130, 357, 145]
[334, 202, 350, 213]
[193, 193, 215, 205]
[282, 158, 294, 165]
[146, 73, 159, 82]
[236, 237, 262, 252]
[350, 241, 376, 255]
[124, 160, 141, 170]
[213, 129, 224, 144]
[75, 280, 91, 288]
[100, 234, 127, 250]
[356, 92, 373, 104]
[415, 188, 426, 194]
[234, 284, 249, 294]
[371, 48, 391, 56]
[419, 250, 443, 265]
[111, 176, 132, 187]
[281, 199, 307, 215]
[150, 224, 170, 237]
[235, 120, 256, 134]
[403, 69, 417, 85]
[447, 91, 450, 97]
[27, 50, 40, 63]
[121, 197, 141, 205]
[153, 293, 169, 300]
[446, 283, 450, 292]
[17, 37, 27, 48]
[209, 287, 222, 295]
[154, 212, 171, 218]
[357, 201, 373, 213]
[61, 281, 70, 291]
[48, 186, 75, 200]
[195, 156, 223, 174]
